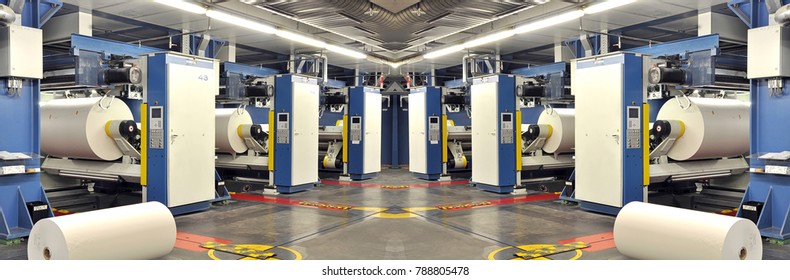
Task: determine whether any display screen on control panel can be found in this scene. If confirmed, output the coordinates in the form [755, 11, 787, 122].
[279, 114, 288, 122]
[352, 118, 361, 124]
[502, 114, 512, 122]
[429, 118, 439, 124]
[629, 107, 639, 118]
[151, 108, 162, 118]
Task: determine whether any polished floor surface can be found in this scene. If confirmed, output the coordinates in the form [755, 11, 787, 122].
[3, 168, 790, 260]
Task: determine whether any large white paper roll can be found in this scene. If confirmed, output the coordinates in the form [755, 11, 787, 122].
[215, 108, 253, 154]
[537, 108, 575, 154]
[27, 202, 176, 260]
[41, 97, 134, 161]
[614, 202, 762, 260]
[657, 97, 749, 161]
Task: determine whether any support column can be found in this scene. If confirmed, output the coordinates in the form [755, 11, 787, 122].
[554, 42, 573, 62]
[42, 10, 91, 43]
[217, 41, 236, 62]
[698, 10, 747, 42]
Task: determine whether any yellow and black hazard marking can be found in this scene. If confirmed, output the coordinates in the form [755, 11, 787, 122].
[488, 243, 588, 260]
[298, 201, 353, 210]
[381, 185, 410, 190]
[203, 242, 303, 260]
[201, 242, 276, 260]
[436, 201, 493, 211]
[513, 242, 589, 260]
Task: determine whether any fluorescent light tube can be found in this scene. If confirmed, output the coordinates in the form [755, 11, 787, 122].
[206, 10, 276, 34]
[326, 44, 367, 59]
[274, 30, 328, 48]
[462, 30, 516, 49]
[513, 10, 584, 34]
[154, 0, 206, 14]
[584, 0, 636, 14]
[423, 44, 465, 59]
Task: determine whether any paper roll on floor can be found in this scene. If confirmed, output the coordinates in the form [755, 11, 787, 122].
[656, 97, 749, 161]
[614, 202, 762, 260]
[215, 108, 253, 154]
[537, 108, 575, 154]
[41, 97, 134, 161]
[27, 202, 176, 260]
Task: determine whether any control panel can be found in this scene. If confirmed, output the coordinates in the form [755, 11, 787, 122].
[276, 113, 290, 144]
[500, 113, 513, 144]
[350, 116, 362, 144]
[428, 116, 440, 144]
[626, 106, 641, 149]
[149, 106, 164, 149]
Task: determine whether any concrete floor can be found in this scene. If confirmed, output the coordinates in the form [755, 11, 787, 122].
[3, 168, 790, 260]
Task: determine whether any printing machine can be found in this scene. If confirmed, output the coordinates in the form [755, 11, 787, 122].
[408, 86, 472, 181]
[213, 69, 320, 193]
[319, 86, 382, 180]
[469, 74, 576, 194]
[40, 52, 219, 214]
[573, 52, 750, 215]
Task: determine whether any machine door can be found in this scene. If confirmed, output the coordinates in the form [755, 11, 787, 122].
[574, 63, 624, 207]
[290, 82, 319, 185]
[364, 90, 382, 173]
[471, 82, 500, 186]
[166, 63, 216, 207]
[408, 91, 427, 174]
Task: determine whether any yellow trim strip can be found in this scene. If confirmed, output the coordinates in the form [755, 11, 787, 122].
[442, 114, 448, 163]
[141, 104, 148, 186]
[642, 103, 650, 186]
[104, 121, 113, 138]
[342, 114, 348, 163]
[268, 111, 274, 171]
[516, 110, 522, 171]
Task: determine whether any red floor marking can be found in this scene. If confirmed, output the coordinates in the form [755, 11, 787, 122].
[175, 232, 232, 252]
[231, 193, 355, 211]
[435, 193, 560, 211]
[320, 179, 470, 189]
[557, 232, 616, 253]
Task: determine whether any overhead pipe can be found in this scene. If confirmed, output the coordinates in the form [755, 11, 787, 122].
[775, 4, 790, 24]
[0, 4, 15, 26]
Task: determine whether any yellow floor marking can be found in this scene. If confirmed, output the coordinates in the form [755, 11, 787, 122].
[207, 244, 302, 260]
[488, 244, 583, 260]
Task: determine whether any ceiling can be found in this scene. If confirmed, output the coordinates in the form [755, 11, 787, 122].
[51, 0, 738, 73]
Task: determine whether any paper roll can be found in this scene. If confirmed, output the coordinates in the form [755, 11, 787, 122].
[656, 97, 749, 161]
[215, 108, 253, 154]
[614, 202, 762, 260]
[537, 108, 575, 154]
[27, 202, 176, 260]
[41, 97, 134, 161]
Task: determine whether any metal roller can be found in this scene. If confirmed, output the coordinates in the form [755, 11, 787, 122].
[101, 67, 143, 85]
[323, 95, 348, 105]
[106, 119, 140, 147]
[648, 66, 687, 85]
[441, 95, 466, 105]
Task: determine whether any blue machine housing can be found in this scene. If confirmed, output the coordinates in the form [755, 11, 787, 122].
[144, 53, 215, 215]
[473, 75, 518, 193]
[733, 0, 790, 240]
[576, 53, 647, 215]
[0, 0, 62, 240]
[347, 86, 380, 180]
[411, 86, 443, 180]
[273, 75, 318, 193]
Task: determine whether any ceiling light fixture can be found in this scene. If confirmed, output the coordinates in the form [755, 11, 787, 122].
[205, 10, 276, 34]
[513, 10, 585, 34]
[274, 30, 328, 49]
[583, 0, 637, 14]
[326, 44, 368, 59]
[154, 0, 206, 14]
[423, 44, 465, 59]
